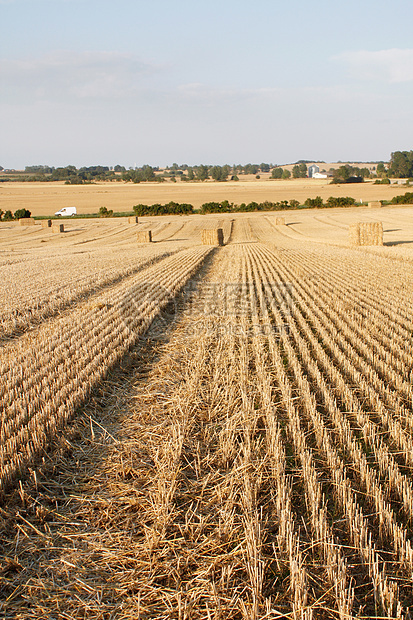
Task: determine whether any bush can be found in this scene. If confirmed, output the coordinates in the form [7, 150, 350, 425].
[304, 196, 323, 208]
[235, 200, 289, 212]
[200, 201, 232, 214]
[3, 210, 14, 221]
[325, 196, 355, 208]
[273, 200, 289, 210]
[133, 202, 194, 216]
[64, 178, 85, 185]
[260, 201, 279, 211]
[389, 192, 413, 205]
[289, 199, 300, 209]
[271, 167, 283, 179]
[374, 178, 390, 185]
[99, 206, 113, 218]
[14, 208, 31, 220]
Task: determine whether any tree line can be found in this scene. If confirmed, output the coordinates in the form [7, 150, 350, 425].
[3, 152, 413, 184]
[131, 196, 360, 216]
[200, 196, 356, 213]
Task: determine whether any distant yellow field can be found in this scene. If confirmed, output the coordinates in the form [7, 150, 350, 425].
[0, 178, 408, 216]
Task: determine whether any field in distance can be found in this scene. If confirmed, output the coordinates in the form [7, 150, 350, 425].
[2, 204, 413, 258]
[0, 176, 410, 216]
[1, 209, 413, 618]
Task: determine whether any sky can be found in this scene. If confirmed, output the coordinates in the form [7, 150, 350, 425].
[1, 0, 413, 168]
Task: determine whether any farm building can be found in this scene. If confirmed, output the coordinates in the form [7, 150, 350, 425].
[308, 164, 319, 178]
[308, 164, 327, 179]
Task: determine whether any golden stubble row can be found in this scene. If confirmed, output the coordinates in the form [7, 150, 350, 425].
[0, 246, 212, 492]
[0, 244, 179, 340]
[245, 242, 413, 617]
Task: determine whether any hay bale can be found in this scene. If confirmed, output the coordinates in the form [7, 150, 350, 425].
[201, 229, 224, 246]
[368, 201, 382, 208]
[129, 216, 139, 224]
[41, 219, 52, 228]
[349, 222, 383, 246]
[18, 218, 35, 226]
[137, 230, 152, 243]
[52, 223, 64, 233]
[275, 217, 286, 225]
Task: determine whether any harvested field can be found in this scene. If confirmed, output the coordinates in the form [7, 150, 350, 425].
[1, 209, 413, 618]
[0, 179, 409, 216]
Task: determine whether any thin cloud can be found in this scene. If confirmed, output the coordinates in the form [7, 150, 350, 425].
[1, 51, 162, 101]
[175, 82, 381, 108]
[332, 48, 413, 83]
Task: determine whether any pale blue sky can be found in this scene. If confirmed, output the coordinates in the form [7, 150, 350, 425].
[1, 0, 413, 168]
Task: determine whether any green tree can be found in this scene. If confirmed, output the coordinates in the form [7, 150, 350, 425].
[196, 165, 209, 181]
[282, 169, 291, 179]
[210, 165, 229, 181]
[25, 165, 54, 174]
[298, 163, 307, 177]
[271, 167, 283, 179]
[388, 151, 413, 178]
[260, 163, 270, 173]
[293, 163, 307, 178]
[3, 210, 13, 221]
[141, 165, 156, 181]
[50, 165, 78, 181]
[332, 165, 365, 183]
[333, 165, 351, 183]
[376, 162, 387, 177]
[243, 164, 259, 175]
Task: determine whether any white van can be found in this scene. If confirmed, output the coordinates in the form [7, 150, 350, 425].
[55, 207, 77, 217]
